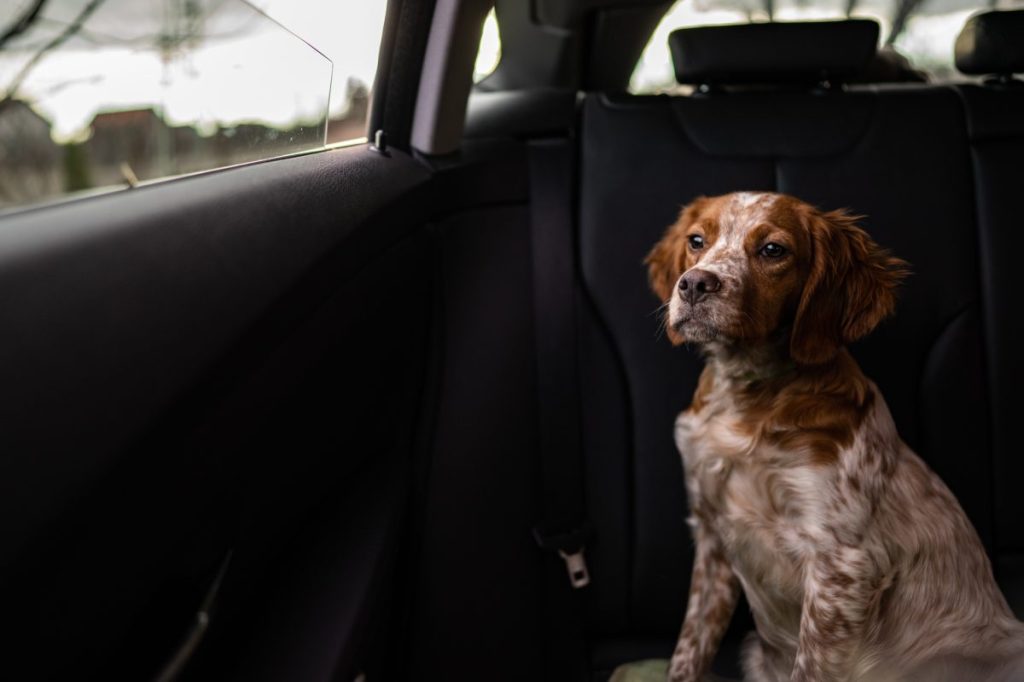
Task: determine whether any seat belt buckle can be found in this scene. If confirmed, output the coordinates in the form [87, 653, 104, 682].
[533, 524, 592, 589]
[558, 548, 590, 589]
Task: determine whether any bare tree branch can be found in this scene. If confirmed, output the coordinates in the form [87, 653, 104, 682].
[0, 0, 107, 107]
[0, 0, 49, 51]
[886, 0, 926, 47]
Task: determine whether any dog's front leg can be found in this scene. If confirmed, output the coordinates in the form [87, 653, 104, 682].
[669, 518, 739, 682]
[791, 547, 876, 682]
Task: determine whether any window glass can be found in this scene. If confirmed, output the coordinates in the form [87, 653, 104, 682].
[474, 8, 501, 83]
[0, 0, 387, 212]
[629, 0, 1024, 94]
[250, 0, 387, 143]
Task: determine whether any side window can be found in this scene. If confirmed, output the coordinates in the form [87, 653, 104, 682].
[631, 1, 750, 93]
[474, 7, 501, 83]
[629, 0, 1024, 93]
[252, 1, 388, 142]
[0, 0, 387, 213]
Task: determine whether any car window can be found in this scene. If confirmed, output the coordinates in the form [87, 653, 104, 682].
[629, 0, 1024, 93]
[251, 0, 387, 142]
[0, 0, 387, 212]
[474, 7, 500, 83]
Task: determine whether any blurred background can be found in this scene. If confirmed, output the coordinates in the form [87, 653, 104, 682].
[0, 0, 388, 209]
[626, 0, 1024, 93]
[0, 0, 1020, 211]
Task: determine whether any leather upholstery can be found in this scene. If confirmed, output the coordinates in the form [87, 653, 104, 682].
[955, 9, 1024, 614]
[955, 9, 1024, 76]
[414, 13, 1024, 680]
[577, 84, 995, 668]
[957, 83, 1024, 557]
[669, 20, 879, 85]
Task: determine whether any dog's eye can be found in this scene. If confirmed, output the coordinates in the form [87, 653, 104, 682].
[760, 243, 786, 258]
[688, 235, 705, 250]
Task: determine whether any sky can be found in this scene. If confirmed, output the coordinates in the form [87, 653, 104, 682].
[0, 0, 389, 142]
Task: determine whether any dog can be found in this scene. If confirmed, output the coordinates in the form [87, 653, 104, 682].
[645, 192, 1024, 682]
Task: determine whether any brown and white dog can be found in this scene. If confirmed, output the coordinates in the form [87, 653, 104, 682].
[645, 192, 1024, 682]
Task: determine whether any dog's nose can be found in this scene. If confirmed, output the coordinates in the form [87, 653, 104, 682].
[678, 269, 721, 304]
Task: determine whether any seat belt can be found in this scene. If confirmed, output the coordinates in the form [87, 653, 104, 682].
[528, 137, 592, 681]
[528, 137, 591, 590]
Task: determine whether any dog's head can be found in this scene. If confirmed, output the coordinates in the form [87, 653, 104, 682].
[646, 192, 909, 364]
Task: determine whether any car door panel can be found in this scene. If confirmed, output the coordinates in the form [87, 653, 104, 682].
[0, 144, 433, 679]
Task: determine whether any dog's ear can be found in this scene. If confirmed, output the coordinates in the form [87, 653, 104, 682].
[646, 199, 709, 345]
[790, 209, 910, 365]
[646, 198, 707, 303]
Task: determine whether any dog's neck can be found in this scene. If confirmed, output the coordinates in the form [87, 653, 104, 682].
[701, 334, 798, 384]
[700, 334, 864, 393]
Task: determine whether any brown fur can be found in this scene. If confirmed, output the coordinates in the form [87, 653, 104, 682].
[789, 209, 910, 365]
[646, 192, 1023, 682]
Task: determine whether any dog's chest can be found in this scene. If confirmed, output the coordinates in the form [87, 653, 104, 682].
[674, 403, 811, 522]
[674, 402, 812, 638]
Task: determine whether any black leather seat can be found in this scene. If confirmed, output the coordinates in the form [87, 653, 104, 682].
[954, 8, 1024, 617]
[577, 19, 996, 675]
[408, 16, 1023, 682]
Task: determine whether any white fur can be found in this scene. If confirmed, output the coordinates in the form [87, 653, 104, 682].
[671, 356, 1024, 682]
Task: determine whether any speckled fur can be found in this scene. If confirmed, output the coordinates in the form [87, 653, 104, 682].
[646, 193, 1024, 682]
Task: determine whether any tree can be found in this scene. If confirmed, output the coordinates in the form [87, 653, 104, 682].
[0, 0, 107, 108]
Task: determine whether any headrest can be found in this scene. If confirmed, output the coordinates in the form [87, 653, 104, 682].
[955, 10, 1024, 76]
[669, 20, 880, 86]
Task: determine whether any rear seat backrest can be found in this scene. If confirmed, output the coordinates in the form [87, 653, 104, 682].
[954, 8, 1024, 606]
[576, 19, 994, 650]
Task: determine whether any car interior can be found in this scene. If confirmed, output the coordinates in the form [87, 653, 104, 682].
[1, 0, 1022, 680]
